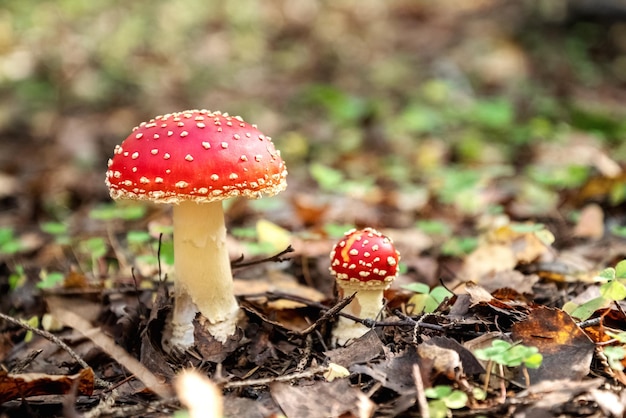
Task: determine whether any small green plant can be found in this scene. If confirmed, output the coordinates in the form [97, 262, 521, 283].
[527, 164, 590, 189]
[80, 236, 108, 259]
[323, 223, 357, 239]
[8, 265, 27, 290]
[89, 203, 147, 221]
[465, 97, 514, 131]
[441, 236, 479, 256]
[424, 385, 468, 418]
[563, 259, 626, 321]
[309, 162, 376, 197]
[126, 230, 152, 246]
[40, 221, 71, 245]
[0, 227, 24, 255]
[474, 339, 543, 369]
[22, 315, 39, 343]
[603, 345, 626, 371]
[37, 270, 65, 289]
[611, 225, 626, 239]
[404, 283, 453, 314]
[415, 219, 478, 256]
[415, 219, 451, 237]
[473, 339, 543, 388]
[230, 226, 276, 256]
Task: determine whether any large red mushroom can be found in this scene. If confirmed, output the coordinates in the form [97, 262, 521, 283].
[329, 228, 400, 345]
[106, 109, 287, 351]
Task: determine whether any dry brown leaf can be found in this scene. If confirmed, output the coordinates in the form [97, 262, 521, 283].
[573, 203, 605, 240]
[460, 281, 494, 304]
[0, 367, 93, 403]
[462, 243, 516, 282]
[511, 306, 595, 383]
[425, 336, 485, 376]
[417, 341, 462, 379]
[516, 378, 604, 417]
[463, 222, 556, 282]
[351, 348, 421, 395]
[271, 378, 374, 418]
[324, 331, 384, 367]
[479, 270, 539, 294]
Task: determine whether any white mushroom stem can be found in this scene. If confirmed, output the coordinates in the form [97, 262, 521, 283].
[165, 200, 239, 351]
[333, 285, 386, 346]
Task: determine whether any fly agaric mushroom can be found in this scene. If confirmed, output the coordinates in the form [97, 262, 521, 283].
[106, 109, 287, 351]
[329, 227, 400, 345]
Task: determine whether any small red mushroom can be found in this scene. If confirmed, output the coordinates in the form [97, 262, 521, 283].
[106, 109, 287, 351]
[329, 227, 400, 345]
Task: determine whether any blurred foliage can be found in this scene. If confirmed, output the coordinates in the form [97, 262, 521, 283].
[1, 0, 626, 228]
[0, 226, 24, 254]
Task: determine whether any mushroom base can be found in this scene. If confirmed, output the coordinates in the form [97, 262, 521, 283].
[165, 200, 240, 352]
[332, 288, 386, 346]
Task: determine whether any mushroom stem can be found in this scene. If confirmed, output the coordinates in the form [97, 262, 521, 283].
[167, 200, 239, 350]
[333, 287, 385, 346]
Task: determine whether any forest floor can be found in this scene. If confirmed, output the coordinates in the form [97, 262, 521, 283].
[3, 1, 626, 417]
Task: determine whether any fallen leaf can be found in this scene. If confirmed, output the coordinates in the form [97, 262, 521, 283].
[462, 243, 516, 282]
[511, 306, 595, 383]
[324, 331, 384, 367]
[0, 368, 94, 403]
[425, 336, 485, 376]
[351, 348, 421, 395]
[479, 270, 539, 294]
[516, 378, 604, 417]
[271, 378, 374, 418]
[417, 340, 461, 380]
[573, 203, 605, 240]
[463, 222, 556, 282]
[256, 219, 292, 253]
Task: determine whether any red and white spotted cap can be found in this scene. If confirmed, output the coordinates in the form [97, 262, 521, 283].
[105, 109, 287, 203]
[329, 227, 400, 290]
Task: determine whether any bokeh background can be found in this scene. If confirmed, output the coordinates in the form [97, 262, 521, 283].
[1, 0, 626, 235]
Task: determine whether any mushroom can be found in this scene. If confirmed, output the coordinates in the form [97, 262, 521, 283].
[106, 109, 287, 351]
[329, 227, 400, 345]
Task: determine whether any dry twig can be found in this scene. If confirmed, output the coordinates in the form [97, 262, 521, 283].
[0, 312, 111, 389]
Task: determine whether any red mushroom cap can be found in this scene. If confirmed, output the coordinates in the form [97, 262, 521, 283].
[329, 227, 400, 290]
[105, 109, 287, 203]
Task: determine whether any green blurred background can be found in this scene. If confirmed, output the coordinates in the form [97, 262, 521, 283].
[1, 0, 626, 227]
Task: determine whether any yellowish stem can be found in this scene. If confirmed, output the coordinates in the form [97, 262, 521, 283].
[333, 288, 384, 346]
[165, 200, 239, 350]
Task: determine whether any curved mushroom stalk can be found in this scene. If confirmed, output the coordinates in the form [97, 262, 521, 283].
[163, 200, 240, 352]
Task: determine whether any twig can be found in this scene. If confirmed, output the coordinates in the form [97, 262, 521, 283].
[393, 310, 448, 332]
[577, 317, 603, 328]
[296, 294, 355, 336]
[0, 312, 111, 389]
[84, 393, 179, 418]
[157, 233, 163, 281]
[412, 363, 430, 418]
[231, 245, 294, 269]
[107, 225, 129, 273]
[240, 291, 452, 333]
[48, 305, 173, 398]
[223, 366, 328, 388]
